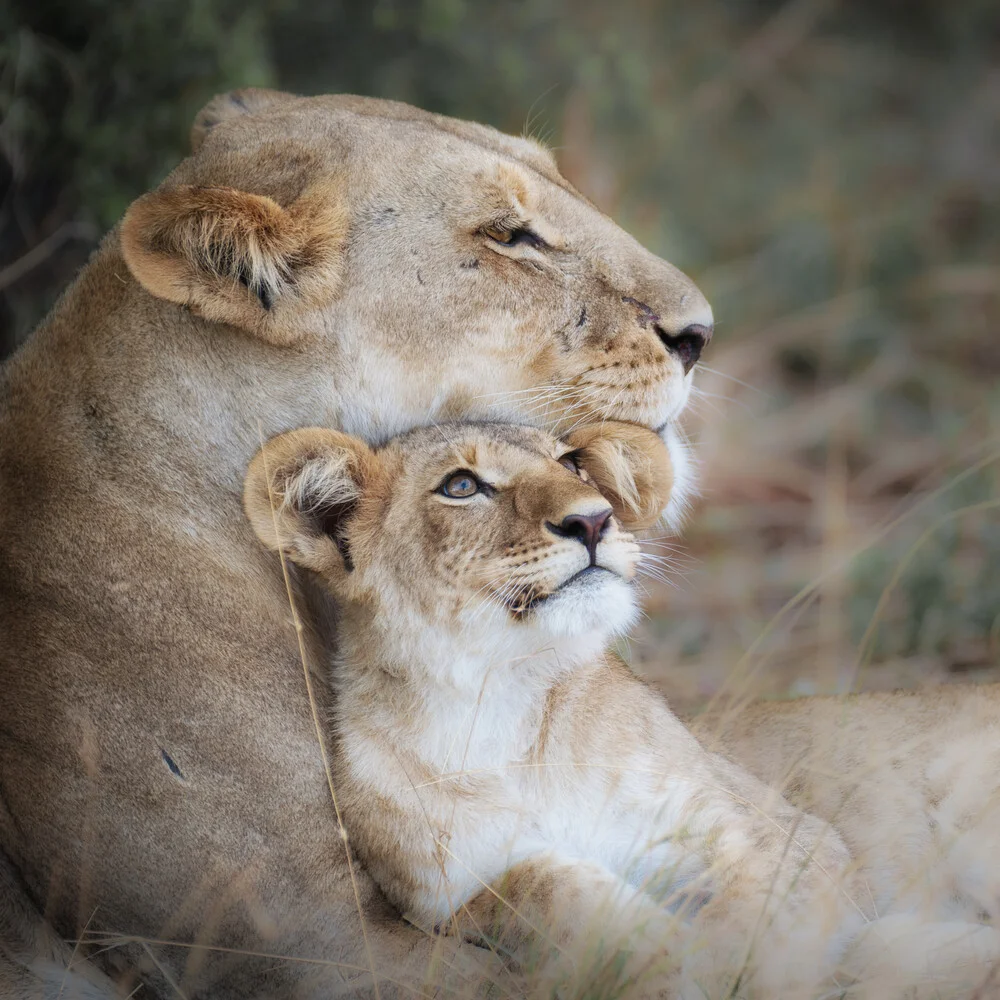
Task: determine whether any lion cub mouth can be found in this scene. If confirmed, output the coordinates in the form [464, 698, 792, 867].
[504, 565, 620, 620]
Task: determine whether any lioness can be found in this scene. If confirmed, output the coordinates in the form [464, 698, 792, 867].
[0, 90, 712, 998]
[243, 420, 1000, 1000]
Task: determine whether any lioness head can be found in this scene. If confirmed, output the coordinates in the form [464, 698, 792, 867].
[121, 90, 710, 525]
[244, 420, 669, 666]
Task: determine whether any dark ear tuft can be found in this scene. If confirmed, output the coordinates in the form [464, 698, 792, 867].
[191, 88, 298, 152]
[243, 428, 379, 575]
[121, 181, 348, 344]
[315, 499, 356, 571]
[235, 261, 274, 311]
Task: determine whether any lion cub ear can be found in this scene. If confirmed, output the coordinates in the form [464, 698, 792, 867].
[244, 428, 379, 575]
[564, 422, 672, 531]
[120, 181, 347, 345]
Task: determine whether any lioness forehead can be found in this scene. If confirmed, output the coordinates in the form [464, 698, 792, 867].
[195, 91, 573, 196]
[311, 94, 563, 180]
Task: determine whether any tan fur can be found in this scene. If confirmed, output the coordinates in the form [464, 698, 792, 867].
[121, 181, 350, 343]
[696, 685, 1000, 928]
[249, 421, 954, 1000]
[0, 89, 712, 998]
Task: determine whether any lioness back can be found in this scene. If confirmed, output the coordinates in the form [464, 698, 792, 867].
[0, 90, 711, 999]
[696, 685, 1000, 923]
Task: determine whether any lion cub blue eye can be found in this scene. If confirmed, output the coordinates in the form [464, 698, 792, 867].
[558, 454, 580, 474]
[440, 472, 479, 498]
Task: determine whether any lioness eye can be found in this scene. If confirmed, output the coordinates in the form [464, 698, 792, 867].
[482, 224, 545, 248]
[483, 224, 515, 244]
[440, 472, 480, 498]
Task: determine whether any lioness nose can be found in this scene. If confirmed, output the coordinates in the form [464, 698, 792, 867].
[547, 509, 613, 564]
[656, 322, 712, 375]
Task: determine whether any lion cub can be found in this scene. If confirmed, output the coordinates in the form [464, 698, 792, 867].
[243, 420, 881, 997]
[245, 421, 999, 999]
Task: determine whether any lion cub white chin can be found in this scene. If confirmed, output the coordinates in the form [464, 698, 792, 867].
[245, 421, 1000, 1000]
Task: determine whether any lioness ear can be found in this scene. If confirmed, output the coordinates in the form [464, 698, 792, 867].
[191, 88, 298, 152]
[121, 182, 347, 344]
[565, 422, 672, 531]
[244, 428, 378, 575]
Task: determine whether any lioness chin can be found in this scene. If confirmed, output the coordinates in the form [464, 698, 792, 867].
[0, 90, 713, 999]
[244, 419, 1000, 1000]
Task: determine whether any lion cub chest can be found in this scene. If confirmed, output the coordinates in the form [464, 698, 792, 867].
[336, 667, 698, 922]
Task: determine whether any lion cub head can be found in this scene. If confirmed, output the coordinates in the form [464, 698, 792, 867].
[244, 421, 670, 667]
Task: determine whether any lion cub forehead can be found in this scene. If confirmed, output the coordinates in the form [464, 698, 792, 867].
[386, 422, 564, 475]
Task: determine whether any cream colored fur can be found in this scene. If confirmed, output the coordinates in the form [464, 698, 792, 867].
[698, 686, 1000, 929]
[0, 90, 713, 999]
[245, 421, 1000, 1000]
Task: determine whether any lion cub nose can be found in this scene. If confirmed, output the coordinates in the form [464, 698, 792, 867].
[546, 509, 613, 564]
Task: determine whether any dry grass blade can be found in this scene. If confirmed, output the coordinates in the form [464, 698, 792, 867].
[257, 422, 382, 1000]
[75, 933, 444, 999]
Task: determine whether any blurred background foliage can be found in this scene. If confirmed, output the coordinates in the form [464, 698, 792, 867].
[2, 0, 998, 704]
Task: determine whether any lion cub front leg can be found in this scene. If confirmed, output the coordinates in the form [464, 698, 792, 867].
[668, 757, 869, 999]
[442, 852, 684, 999]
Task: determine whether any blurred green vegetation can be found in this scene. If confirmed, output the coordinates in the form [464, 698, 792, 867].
[2, 0, 998, 697]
